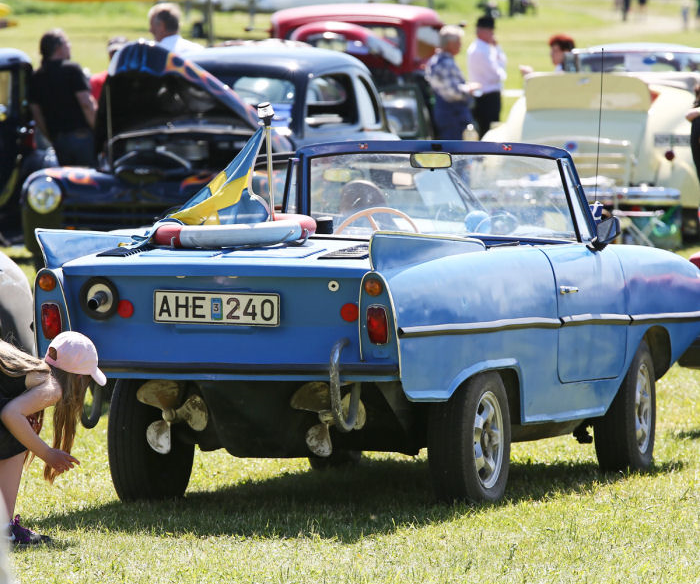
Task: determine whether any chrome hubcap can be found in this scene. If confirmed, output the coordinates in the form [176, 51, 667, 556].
[473, 391, 504, 489]
[635, 362, 652, 453]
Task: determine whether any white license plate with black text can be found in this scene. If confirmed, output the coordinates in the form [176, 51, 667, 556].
[154, 290, 280, 326]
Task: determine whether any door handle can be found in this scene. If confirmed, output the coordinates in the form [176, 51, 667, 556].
[559, 285, 579, 295]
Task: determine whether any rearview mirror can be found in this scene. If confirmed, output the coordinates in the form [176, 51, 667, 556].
[588, 216, 620, 251]
[410, 152, 452, 169]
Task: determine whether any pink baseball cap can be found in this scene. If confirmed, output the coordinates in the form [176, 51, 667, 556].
[45, 331, 107, 386]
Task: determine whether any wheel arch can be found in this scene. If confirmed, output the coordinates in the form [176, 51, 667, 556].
[643, 326, 671, 380]
[446, 362, 522, 425]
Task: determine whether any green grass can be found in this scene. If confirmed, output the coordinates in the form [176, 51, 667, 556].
[7, 365, 699, 583]
[3, 1, 700, 581]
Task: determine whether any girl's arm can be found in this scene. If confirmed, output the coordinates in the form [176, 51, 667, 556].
[0, 375, 79, 473]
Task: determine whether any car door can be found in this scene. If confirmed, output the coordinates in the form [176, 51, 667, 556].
[541, 241, 628, 383]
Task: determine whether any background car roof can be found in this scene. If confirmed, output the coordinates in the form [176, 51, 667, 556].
[271, 3, 443, 26]
[191, 44, 372, 77]
[577, 42, 699, 53]
[0, 47, 31, 68]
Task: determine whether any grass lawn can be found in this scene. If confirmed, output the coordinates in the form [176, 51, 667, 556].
[3, 0, 700, 582]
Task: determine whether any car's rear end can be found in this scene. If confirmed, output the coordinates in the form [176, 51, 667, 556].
[34, 232, 409, 471]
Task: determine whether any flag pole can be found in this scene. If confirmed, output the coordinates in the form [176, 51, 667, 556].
[257, 102, 276, 221]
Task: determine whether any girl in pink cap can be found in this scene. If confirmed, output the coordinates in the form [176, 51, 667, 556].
[0, 331, 106, 547]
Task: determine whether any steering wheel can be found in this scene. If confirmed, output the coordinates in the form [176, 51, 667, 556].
[474, 211, 519, 235]
[335, 207, 420, 234]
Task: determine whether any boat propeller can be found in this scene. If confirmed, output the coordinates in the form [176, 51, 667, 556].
[136, 380, 208, 454]
[290, 381, 366, 458]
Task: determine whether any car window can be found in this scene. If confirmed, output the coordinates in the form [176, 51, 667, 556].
[0, 70, 11, 112]
[365, 25, 405, 55]
[577, 51, 700, 73]
[416, 26, 440, 60]
[232, 76, 295, 105]
[308, 152, 579, 240]
[561, 160, 593, 240]
[306, 75, 357, 127]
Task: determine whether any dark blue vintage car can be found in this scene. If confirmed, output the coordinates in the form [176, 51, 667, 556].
[33, 135, 700, 504]
[21, 41, 394, 259]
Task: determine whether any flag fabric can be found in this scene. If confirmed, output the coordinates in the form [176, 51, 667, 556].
[171, 127, 265, 225]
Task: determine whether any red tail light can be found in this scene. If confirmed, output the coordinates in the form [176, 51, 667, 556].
[367, 305, 388, 344]
[41, 303, 62, 339]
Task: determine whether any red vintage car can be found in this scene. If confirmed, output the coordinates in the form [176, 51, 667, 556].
[270, 3, 443, 138]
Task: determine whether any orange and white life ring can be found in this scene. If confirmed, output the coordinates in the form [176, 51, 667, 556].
[152, 215, 317, 248]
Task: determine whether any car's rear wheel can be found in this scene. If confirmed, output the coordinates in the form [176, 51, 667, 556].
[428, 372, 511, 503]
[308, 450, 362, 470]
[594, 340, 656, 472]
[108, 379, 194, 501]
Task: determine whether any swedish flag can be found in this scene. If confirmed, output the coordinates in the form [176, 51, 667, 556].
[171, 127, 265, 225]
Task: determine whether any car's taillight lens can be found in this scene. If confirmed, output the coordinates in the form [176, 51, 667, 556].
[367, 306, 388, 344]
[41, 303, 62, 339]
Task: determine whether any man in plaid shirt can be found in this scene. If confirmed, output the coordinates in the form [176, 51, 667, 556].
[425, 25, 479, 140]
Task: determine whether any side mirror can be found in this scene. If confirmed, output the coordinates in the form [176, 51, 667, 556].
[588, 216, 620, 251]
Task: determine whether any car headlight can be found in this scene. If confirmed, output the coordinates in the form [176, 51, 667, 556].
[27, 176, 62, 214]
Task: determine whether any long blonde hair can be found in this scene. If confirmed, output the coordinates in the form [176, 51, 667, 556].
[0, 339, 88, 484]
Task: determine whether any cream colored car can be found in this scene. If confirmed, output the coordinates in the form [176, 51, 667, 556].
[485, 43, 700, 247]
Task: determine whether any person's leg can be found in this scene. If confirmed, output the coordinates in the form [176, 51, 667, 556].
[0, 453, 24, 520]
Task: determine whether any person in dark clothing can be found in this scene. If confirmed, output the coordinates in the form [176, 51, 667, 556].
[686, 84, 700, 185]
[0, 332, 105, 546]
[27, 29, 97, 166]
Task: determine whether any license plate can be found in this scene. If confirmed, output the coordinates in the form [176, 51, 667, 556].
[154, 290, 280, 326]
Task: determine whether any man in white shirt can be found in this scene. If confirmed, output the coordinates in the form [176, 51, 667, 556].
[149, 3, 202, 55]
[467, 15, 507, 139]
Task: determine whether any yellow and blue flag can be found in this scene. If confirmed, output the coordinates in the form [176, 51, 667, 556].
[171, 127, 265, 225]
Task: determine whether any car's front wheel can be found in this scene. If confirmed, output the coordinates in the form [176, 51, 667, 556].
[594, 340, 656, 472]
[428, 372, 511, 503]
[108, 379, 194, 501]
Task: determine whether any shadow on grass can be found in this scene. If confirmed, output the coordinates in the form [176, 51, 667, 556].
[32, 456, 684, 543]
[673, 428, 700, 440]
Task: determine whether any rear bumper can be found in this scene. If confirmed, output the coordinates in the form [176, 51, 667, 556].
[101, 360, 399, 381]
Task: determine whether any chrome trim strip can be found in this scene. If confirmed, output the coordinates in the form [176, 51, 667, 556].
[398, 310, 700, 339]
[561, 313, 632, 326]
[631, 311, 700, 324]
[399, 317, 561, 338]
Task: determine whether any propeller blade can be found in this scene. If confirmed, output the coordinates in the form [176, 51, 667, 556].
[290, 382, 331, 413]
[136, 380, 180, 411]
[175, 395, 208, 431]
[305, 423, 332, 457]
[146, 420, 171, 454]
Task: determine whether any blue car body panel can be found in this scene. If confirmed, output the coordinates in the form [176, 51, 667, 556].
[33, 138, 700, 460]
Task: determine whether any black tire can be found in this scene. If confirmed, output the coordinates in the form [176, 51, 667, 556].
[428, 372, 511, 504]
[594, 340, 656, 472]
[108, 379, 194, 501]
[308, 450, 362, 471]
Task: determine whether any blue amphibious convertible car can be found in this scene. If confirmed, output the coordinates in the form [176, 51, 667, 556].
[33, 137, 700, 504]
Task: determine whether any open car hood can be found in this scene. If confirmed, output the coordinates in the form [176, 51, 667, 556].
[95, 41, 291, 152]
[291, 21, 402, 67]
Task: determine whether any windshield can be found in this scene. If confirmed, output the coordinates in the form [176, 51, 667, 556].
[576, 50, 700, 73]
[309, 152, 583, 241]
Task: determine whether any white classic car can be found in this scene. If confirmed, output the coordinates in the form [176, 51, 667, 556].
[484, 43, 700, 248]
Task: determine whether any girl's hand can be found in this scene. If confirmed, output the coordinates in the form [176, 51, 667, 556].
[43, 448, 80, 474]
